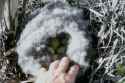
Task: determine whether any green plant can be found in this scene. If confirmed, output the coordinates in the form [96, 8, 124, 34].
[47, 32, 70, 55]
[115, 64, 125, 76]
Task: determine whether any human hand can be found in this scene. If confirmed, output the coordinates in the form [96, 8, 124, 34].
[50, 57, 79, 83]
[35, 57, 79, 83]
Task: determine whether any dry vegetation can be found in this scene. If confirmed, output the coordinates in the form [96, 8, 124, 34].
[88, 0, 125, 83]
[0, 0, 125, 83]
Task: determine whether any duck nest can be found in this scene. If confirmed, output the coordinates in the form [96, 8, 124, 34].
[16, 1, 89, 78]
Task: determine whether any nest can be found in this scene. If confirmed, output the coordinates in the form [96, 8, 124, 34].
[16, 1, 89, 78]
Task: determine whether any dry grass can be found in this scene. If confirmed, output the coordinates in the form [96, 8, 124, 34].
[87, 0, 125, 82]
[0, 0, 125, 83]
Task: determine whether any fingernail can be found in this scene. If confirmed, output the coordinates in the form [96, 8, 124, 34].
[76, 64, 80, 69]
[74, 65, 80, 71]
[62, 57, 69, 61]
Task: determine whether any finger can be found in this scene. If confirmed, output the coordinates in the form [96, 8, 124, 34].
[36, 67, 47, 76]
[49, 60, 60, 72]
[57, 57, 70, 73]
[66, 65, 79, 82]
